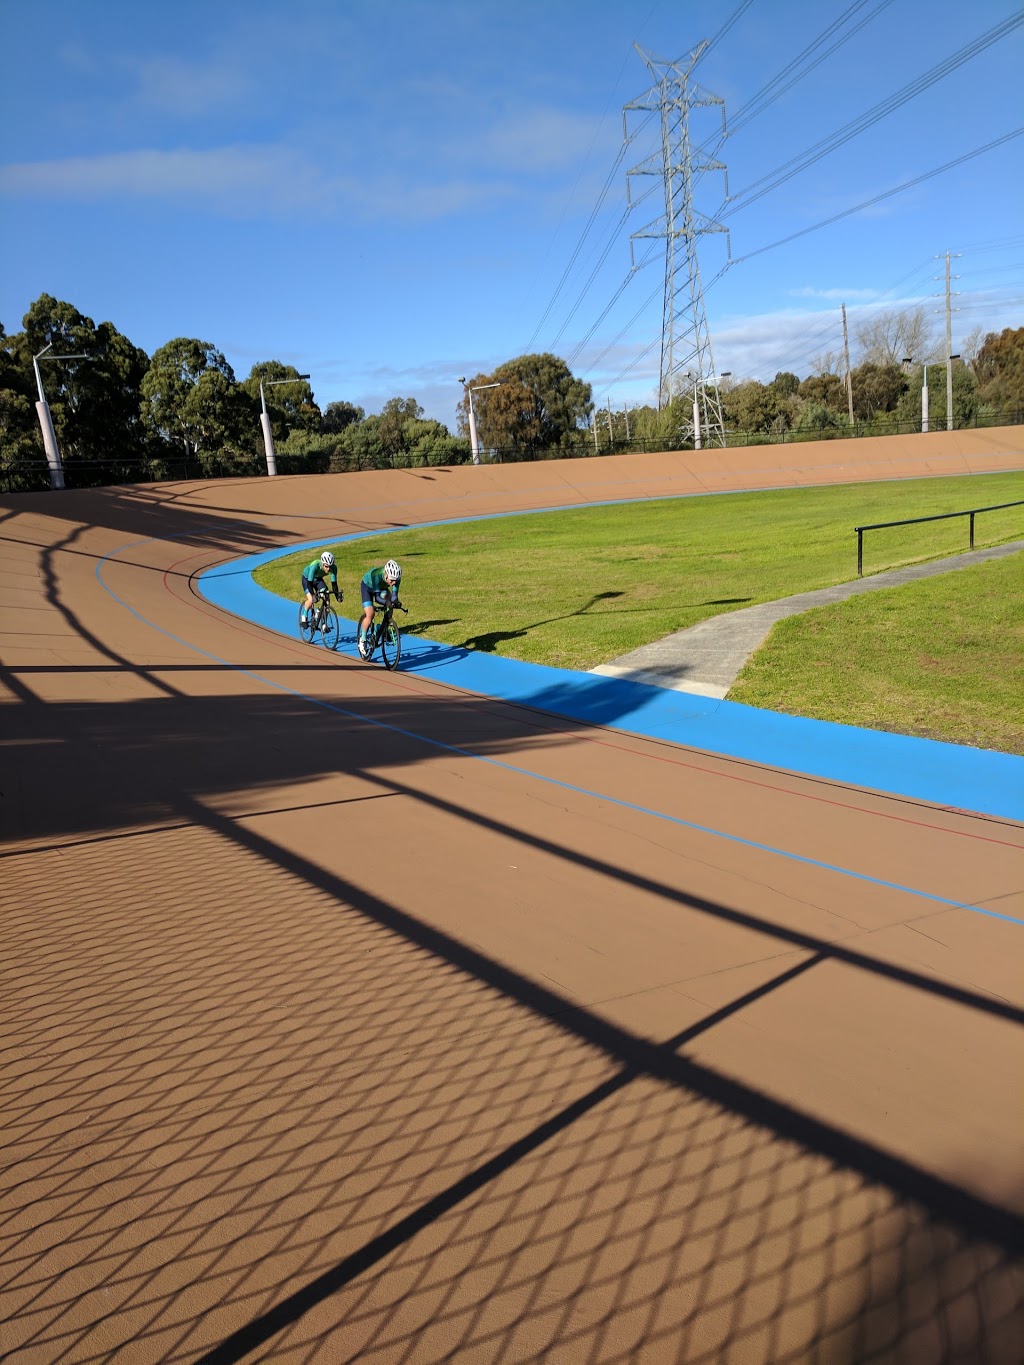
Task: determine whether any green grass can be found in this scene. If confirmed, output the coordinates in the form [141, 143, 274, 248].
[255, 471, 1024, 673]
[729, 552, 1024, 754]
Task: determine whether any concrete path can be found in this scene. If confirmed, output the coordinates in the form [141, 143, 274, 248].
[592, 538, 1024, 699]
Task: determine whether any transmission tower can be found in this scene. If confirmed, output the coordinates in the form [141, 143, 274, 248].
[624, 42, 730, 447]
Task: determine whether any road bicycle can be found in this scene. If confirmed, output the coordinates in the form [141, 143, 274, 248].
[299, 585, 340, 650]
[359, 600, 407, 670]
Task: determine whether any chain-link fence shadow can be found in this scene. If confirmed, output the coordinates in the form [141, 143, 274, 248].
[2, 794, 1020, 1363]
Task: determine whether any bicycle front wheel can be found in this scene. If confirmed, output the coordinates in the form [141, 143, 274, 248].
[381, 620, 402, 670]
[321, 608, 340, 651]
[298, 603, 315, 644]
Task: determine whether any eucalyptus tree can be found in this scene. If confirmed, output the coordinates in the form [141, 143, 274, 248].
[142, 338, 257, 465]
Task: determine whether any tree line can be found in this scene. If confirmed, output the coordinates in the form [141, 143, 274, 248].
[1, 294, 1021, 492]
[0, 294, 473, 491]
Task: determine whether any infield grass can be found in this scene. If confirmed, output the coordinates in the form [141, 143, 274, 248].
[729, 551, 1024, 754]
[255, 470, 1024, 673]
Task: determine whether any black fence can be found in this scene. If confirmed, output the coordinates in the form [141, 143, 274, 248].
[2, 408, 1023, 496]
[854, 500, 1024, 575]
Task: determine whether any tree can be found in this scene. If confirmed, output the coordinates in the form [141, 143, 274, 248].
[972, 327, 1024, 415]
[0, 324, 42, 483]
[625, 403, 665, 449]
[850, 362, 906, 421]
[854, 305, 937, 367]
[798, 372, 847, 413]
[321, 400, 364, 434]
[770, 371, 800, 397]
[142, 338, 256, 464]
[459, 353, 592, 456]
[792, 400, 847, 438]
[401, 418, 469, 467]
[722, 380, 785, 435]
[809, 350, 842, 377]
[960, 325, 987, 366]
[77, 321, 151, 463]
[463, 374, 544, 456]
[242, 362, 319, 441]
[338, 414, 385, 470]
[10, 294, 151, 469]
[378, 397, 423, 461]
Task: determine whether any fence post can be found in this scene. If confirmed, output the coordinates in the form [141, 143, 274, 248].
[857, 528, 864, 577]
[969, 511, 975, 549]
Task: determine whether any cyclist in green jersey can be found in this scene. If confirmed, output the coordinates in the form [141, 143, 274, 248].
[358, 558, 402, 657]
[301, 550, 342, 625]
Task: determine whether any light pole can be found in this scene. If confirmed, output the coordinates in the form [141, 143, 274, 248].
[691, 372, 729, 451]
[903, 358, 931, 433]
[458, 378, 502, 465]
[33, 342, 89, 490]
[258, 374, 310, 476]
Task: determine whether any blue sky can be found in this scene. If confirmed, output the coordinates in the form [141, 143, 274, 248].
[2, 0, 1022, 427]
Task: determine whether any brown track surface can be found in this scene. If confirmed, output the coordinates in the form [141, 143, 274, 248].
[2, 433, 1022, 1363]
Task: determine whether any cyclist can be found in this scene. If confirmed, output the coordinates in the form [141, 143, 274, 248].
[301, 550, 342, 625]
[358, 558, 403, 657]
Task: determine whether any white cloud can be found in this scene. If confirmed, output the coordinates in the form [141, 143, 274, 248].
[0, 146, 320, 215]
[471, 108, 611, 174]
[0, 145, 517, 221]
[788, 286, 879, 301]
[132, 56, 252, 116]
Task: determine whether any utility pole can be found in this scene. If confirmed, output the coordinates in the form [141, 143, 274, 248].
[841, 303, 855, 426]
[944, 251, 957, 431]
[935, 249, 961, 431]
[623, 405, 630, 440]
[606, 398, 614, 440]
[624, 43, 729, 447]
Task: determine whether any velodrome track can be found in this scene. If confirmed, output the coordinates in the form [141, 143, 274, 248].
[1, 432, 1022, 1363]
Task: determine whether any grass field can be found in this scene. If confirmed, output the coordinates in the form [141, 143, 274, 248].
[729, 551, 1024, 754]
[255, 470, 1024, 752]
[257, 469, 1023, 651]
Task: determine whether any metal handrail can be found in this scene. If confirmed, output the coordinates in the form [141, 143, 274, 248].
[854, 500, 1024, 575]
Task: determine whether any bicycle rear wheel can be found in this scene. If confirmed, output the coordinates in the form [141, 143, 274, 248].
[381, 620, 402, 670]
[298, 603, 314, 644]
[322, 607, 340, 650]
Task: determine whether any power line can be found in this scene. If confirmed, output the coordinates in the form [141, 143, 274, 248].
[731, 127, 1024, 266]
[566, 247, 662, 370]
[728, 0, 895, 136]
[591, 221, 1021, 396]
[726, 10, 1021, 214]
[780, 259, 940, 376]
[550, 213, 655, 353]
[524, 135, 639, 352]
[694, 0, 757, 67]
[723, 11, 1024, 216]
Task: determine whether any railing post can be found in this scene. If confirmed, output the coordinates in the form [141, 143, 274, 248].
[857, 528, 863, 577]
[969, 511, 975, 549]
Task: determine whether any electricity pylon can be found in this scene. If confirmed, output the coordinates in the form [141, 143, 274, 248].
[624, 42, 730, 447]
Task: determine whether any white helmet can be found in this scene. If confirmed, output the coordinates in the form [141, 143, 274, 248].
[320, 550, 335, 568]
[384, 559, 401, 584]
